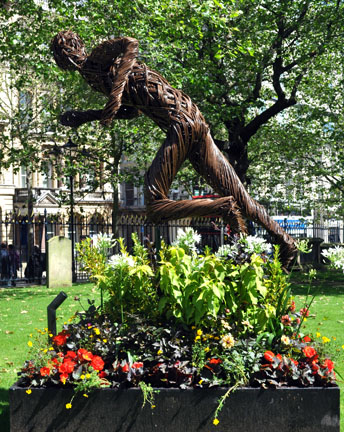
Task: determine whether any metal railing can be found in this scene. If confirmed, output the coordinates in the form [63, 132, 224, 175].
[0, 213, 342, 285]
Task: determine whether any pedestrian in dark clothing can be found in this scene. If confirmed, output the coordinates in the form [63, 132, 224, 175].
[8, 244, 20, 286]
[25, 246, 43, 283]
[0, 243, 10, 286]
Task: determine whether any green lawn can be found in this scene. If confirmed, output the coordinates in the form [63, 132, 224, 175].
[0, 269, 343, 430]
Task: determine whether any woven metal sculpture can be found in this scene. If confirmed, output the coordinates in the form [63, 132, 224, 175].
[51, 31, 297, 266]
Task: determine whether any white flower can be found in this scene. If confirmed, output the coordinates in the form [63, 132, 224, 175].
[322, 246, 344, 272]
[239, 234, 272, 255]
[281, 335, 290, 345]
[172, 227, 201, 253]
[215, 244, 239, 258]
[92, 233, 116, 254]
[108, 254, 135, 269]
[220, 333, 235, 350]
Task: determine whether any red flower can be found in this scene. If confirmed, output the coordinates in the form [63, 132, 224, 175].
[263, 351, 275, 362]
[300, 307, 310, 317]
[281, 315, 291, 326]
[289, 301, 296, 312]
[40, 366, 50, 376]
[303, 346, 317, 359]
[90, 355, 104, 371]
[121, 363, 130, 373]
[290, 358, 298, 366]
[65, 351, 77, 360]
[99, 371, 108, 378]
[303, 335, 312, 343]
[59, 372, 69, 383]
[208, 358, 222, 364]
[51, 357, 59, 366]
[52, 330, 70, 346]
[295, 318, 301, 325]
[322, 359, 334, 372]
[132, 362, 144, 369]
[58, 359, 76, 374]
[77, 348, 93, 362]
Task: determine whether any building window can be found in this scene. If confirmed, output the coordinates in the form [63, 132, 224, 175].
[20, 166, 27, 188]
[42, 163, 53, 188]
[125, 183, 134, 207]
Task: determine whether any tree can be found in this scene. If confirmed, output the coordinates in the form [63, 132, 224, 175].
[1, 0, 344, 217]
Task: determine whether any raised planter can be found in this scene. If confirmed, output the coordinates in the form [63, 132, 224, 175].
[10, 384, 340, 432]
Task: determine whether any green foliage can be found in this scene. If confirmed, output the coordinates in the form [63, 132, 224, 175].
[158, 241, 289, 337]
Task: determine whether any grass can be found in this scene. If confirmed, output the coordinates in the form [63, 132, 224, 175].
[0, 268, 343, 430]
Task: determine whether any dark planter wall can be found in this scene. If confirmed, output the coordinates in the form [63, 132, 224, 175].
[10, 385, 340, 432]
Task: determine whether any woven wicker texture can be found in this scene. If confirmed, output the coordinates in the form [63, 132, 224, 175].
[51, 31, 297, 266]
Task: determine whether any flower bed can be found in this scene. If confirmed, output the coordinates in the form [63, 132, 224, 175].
[11, 231, 340, 429]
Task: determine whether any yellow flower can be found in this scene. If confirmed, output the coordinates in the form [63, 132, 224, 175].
[83, 394, 88, 398]
[213, 418, 219, 426]
[29, 333, 32, 337]
[316, 332, 321, 338]
[26, 389, 32, 395]
[342, 345, 344, 350]
[86, 373, 91, 379]
[49, 347, 54, 351]
[151, 405, 156, 409]
[43, 349, 48, 353]
[27, 341, 33, 347]
[65, 403, 72, 409]
[49, 334, 53, 338]
[157, 349, 163, 355]
[80, 375, 85, 380]
[103, 339, 107, 343]
[322, 336, 331, 344]
[194, 335, 201, 341]
[204, 347, 210, 352]
[191, 326, 196, 330]
[94, 328, 100, 335]
[198, 379, 203, 385]
[196, 329, 203, 336]
[332, 337, 336, 341]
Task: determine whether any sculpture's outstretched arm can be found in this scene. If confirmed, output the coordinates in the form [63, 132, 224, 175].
[60, 106, 139, 128]
[100, 37, 139, 126]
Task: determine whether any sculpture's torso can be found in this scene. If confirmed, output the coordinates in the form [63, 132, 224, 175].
[81, 60, 208, 136]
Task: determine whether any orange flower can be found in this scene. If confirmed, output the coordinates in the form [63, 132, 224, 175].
[208, 358, 222, 365]
[40, 366, 50, 377]
[303, 335, 312, 343]
[303, 346, 317, 359]
[263, 351, 275, 362]
[322, 358, 334, 372]
[90, 355, 104, 371]
[52, 330, 70, 346]
[77, 348, 93, 362]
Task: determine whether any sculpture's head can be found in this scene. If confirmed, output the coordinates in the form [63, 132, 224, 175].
[51, 30, 87, 71]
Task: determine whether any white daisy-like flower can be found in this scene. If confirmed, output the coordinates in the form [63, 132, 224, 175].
[281, 335, 291, 345]
[220, 333, 235, 349]
[322, 246, 344, 272]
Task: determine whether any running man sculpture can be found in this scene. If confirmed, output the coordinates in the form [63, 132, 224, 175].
[51, 30, 297, 266]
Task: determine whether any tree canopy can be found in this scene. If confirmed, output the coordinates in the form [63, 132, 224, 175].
[1, 0, 344, 217]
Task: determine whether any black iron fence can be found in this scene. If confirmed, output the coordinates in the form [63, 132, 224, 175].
[0, 213, 343, 286]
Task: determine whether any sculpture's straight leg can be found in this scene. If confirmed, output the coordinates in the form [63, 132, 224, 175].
[188, 131, 297, 265]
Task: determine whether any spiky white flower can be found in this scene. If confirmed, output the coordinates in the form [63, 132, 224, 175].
[322, 246, 344, 272]
[215, 244, 239, 258]
[108, 254, 135, 269]
[92, 233, 116, 255]
[239, 234, 272, 255]
[172, 227, 201, 253]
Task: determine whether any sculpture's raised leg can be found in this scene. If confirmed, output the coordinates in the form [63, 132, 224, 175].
[145, 127, 247, 234]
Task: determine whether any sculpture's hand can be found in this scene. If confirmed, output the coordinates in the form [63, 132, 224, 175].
[60, 109, 103, 127]
[60, 110, 84, 127]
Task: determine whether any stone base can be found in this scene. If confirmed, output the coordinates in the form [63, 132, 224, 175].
[9, 385, 340, 432]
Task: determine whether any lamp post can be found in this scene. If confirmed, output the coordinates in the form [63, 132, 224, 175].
[61, 138, 78, 283]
